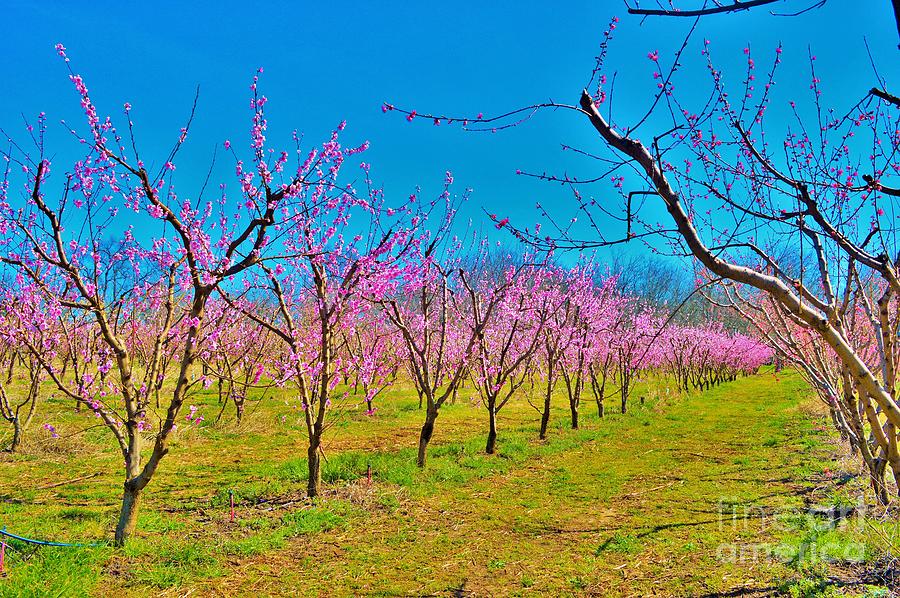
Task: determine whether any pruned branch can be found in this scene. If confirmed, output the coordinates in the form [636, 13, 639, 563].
[626, 0, 779, 18]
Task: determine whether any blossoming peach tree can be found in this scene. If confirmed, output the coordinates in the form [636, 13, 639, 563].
[219, 149, 432, 497]
[0, 46, 379, 544]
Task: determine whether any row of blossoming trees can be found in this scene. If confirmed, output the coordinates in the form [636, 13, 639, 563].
[0, 48, 770, 546]
[377, 5, 900, 511]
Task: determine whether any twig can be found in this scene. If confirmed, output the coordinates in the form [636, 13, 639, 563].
[38, 472, 101, 490]
[620, 480, 682, 498]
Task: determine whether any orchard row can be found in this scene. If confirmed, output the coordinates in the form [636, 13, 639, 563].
[0, 49, 769, 545]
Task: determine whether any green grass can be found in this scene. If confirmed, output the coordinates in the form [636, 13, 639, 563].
[0, 369, 887, 596]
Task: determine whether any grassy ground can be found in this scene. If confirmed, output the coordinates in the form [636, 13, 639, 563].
[0, 369, 892, 596]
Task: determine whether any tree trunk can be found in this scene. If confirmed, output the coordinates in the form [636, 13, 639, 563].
[829, 408, 849, 443]
[215, 395, 230, 425]
[9, 417, 21, 452]
[114, 482, 142, 547]
[872, 457, 889, 506]
[591, 365, 606, 419]
[417, 407, 438, 467]
[597, 371, 606, 417]
[539, 377, 553, 440]
[307, 441, 321, 498]
[570, 400, 579, 429]
[887, 424, 900, 496]
[235, 398, 245, 424]
[486, 404, 498, 454]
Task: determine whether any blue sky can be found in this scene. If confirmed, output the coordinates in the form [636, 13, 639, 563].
[1, 0, 897, 261]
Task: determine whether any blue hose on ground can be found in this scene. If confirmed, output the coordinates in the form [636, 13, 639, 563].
[0, 527, 101, 548]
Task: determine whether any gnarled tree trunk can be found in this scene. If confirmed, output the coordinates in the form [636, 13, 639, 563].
[486, 403, 498, 454]
[115, 481, 142, 546]
[307, 439, 322, 498]
[417, 406, 438, 467]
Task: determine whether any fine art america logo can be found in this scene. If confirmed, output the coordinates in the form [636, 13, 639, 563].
[715, 498, 868, 564]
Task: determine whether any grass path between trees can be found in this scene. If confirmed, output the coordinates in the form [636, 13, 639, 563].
[0, 370, 885, 596]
